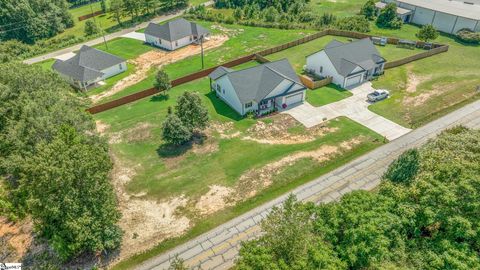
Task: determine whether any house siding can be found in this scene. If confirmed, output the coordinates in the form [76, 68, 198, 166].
[146, 34, 195, 50]
[213, 76, 245, 115]
[100, 62, 127, 80]
[306, 51, 345, 87]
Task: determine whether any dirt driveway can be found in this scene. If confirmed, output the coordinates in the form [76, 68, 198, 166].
[90, 35, 229, 103]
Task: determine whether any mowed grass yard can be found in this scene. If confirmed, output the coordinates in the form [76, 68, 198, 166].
[97, 76, 385, 270]
[88, 21, 316, 103]
[368, 24, 480, 128]
[265, 35, 424, 73]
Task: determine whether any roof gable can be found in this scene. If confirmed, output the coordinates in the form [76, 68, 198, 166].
[145, 19, 210, 41]
[322, 38, 385, 77]
[210, 59, 305, 104]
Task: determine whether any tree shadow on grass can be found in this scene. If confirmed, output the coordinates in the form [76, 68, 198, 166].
[156, 133, 206, 158]
[150, 93, 169, 102]
[205, 91, 243, 121]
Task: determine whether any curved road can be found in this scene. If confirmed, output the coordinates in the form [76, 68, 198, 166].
[134, 100, 480, 270]
[23, 1, 214, 65]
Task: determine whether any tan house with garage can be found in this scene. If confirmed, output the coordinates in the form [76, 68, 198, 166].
[208, 59, 307, 116]
[306, 39, 386, 88]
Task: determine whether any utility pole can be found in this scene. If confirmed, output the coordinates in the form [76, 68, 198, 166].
[90, 0, 109, 50]
[200, 35, 204, 69]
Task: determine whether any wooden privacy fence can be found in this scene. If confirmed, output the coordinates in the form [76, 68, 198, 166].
[87, 29, 449, 114]
[87, 54, 256, 114]
[384, 45, 449, 69]
[300, 75, 333, 90]
[78, 10, 104, 21]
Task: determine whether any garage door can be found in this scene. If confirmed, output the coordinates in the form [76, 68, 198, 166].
[285, 92, 303, 106]
[345, 74, 362, 87]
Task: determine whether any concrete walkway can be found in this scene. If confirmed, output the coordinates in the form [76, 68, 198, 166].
[122, 32, 146, 42]
[133, 100, 480, 270]
[285, 82, 412, 141]
[23, 1, 214, 65]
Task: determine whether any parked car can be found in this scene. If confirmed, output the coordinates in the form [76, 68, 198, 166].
[367, 89, 389, 102]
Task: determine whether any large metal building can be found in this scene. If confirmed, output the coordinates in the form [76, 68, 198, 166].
[380, 0, 480, 34]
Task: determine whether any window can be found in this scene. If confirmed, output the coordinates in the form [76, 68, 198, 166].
[216, 84, 221, 92]
[189, 36, 192, 41]
[223, 89, 225, 94]
[158, 39, 162, 44]
[175, 41, 178, 47]
[245, 102, 253, 108]
[319, 66, 323, 73]
[259, 100, 269, 105]
[119, 64, 123, 70]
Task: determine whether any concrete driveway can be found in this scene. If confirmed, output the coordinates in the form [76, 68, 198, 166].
[285, 82, 411, 141]
[122, 31, 146, 42]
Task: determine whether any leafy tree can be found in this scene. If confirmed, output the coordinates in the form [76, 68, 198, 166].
[361, 0, 377, 20]
[24, 126, 122, 260]
[84, 20, 100, 36]
[154, 69, 172, 93]
[100, 0, 107, 13]
[238, 127, 480, 269]
[233, 7, 243, 21]
[315, 13, 337, 28]
[162, 114, 192, 145]
[417, 24, 439, 42]
[0, 0, 74, 43]
[123, 0, 141, 19]
[174, 92, 209, 132]
[110, 0, 124, 25]
[383, 148, 420, 184]
[142, 0, 156, 14]
[0, 63, 120, 260]
[376, 3, 402, 29]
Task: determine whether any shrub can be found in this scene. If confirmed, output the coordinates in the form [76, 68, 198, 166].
[84, 20, 101, 36]
[383, 148, 420, 184]
[361, 0, 377, 20]
[456, 28, 480, 44]
[162, 114, 192, 145]
[416, 24, 439, 42]
[154, 69, 171, 92]
[376, 3, 402, 29]
[175, 92, 209, 132]
[336, 16, 371, 32]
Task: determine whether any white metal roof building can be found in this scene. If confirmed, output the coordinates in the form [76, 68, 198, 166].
[382, 0, 480, 33]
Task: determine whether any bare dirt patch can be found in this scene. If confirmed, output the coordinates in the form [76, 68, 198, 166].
[194, 185, 234, 215]
[95, 120, 110, 135]
[234, 137, 364, 201]
[243, 114, 337, 144]
[405, 71, 432, 93]
[0, 217, 33, 262]
[90, 35, 229, 103]
[108, 122, 154, 144]
[109, 153, 191, 262]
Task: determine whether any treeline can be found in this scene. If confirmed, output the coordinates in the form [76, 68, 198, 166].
[0, 63, 122, 262]
[187, 4, 370, 32]
[109, 0, 188, 25]
[0, 0, 74, 44]
[237, 127, 480, 269]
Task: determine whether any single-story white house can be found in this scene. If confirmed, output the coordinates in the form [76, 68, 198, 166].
[52, 45, 126, 90]
[208, 59, 307, 116]
[306, 39, 386, 88]
[378, 0, 480, 34]
[144, 18, 210, 51]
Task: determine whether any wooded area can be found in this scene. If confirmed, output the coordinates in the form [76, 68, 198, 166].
[237, 127, 480, 269]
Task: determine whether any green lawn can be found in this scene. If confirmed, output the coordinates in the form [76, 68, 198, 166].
[95, 76, 385, 270]
[91, 21, 315, 103]
[266, 35, 425, 73]
[309, 0, 365, 18]
[368, 23, 480, 128]
[93, 38, 153, 60]
[306, 84, 353, 107]
[36, 59, 56, 71]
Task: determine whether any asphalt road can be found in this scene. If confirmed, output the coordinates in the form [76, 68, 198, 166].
[23, 1, 214, 65]
[133, 99, 480, 270]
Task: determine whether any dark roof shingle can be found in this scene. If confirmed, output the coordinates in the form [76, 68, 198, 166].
[145, 18, 210, 41]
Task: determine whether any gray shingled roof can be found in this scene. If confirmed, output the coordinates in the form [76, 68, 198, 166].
[209, 59, 305, 104]
[145, 18, 210, 42]
[322, 38, 386, 77]
[52, 45, 125, 83]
